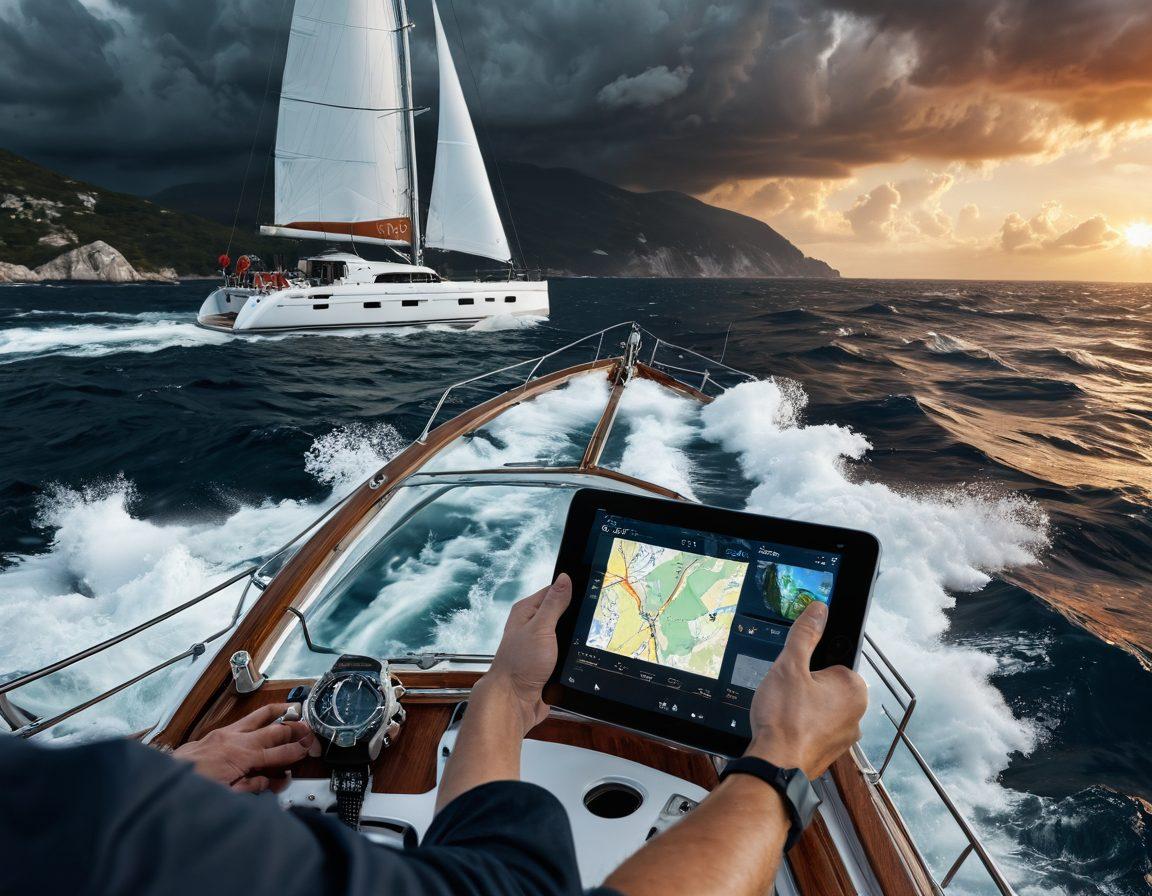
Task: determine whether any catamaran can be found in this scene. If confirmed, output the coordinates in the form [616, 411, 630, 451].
[197, 0, 547, 334]
[2, 323, 1017, 896]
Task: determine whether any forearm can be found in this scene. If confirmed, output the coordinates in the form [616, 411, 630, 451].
[604, 775, 789, 896]
[436, 676, 534, 812]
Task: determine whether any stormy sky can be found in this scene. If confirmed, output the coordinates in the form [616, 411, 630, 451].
[2, 0, 1151, 278]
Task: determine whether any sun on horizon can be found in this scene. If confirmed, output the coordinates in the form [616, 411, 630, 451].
[1124, 222, 1152, 250]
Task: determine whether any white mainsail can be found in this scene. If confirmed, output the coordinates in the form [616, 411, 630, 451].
[425, 0, 511, 263]
[263, 0, 415, 247]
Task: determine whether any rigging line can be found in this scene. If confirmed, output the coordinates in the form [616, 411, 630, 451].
[279, 95, 419, 113]
[446, 0, 529, 270]
[230, 0, 290, 257]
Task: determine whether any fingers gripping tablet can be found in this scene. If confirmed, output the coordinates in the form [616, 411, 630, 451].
[544, 489, 880, 758]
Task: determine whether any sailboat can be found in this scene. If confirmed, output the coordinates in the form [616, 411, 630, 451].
[197, 0, 547, 333]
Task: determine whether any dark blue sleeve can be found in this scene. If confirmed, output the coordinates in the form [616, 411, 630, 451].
[0, 734, 585, 896]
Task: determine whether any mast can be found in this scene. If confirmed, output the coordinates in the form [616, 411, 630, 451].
[395, 0, 422, 267]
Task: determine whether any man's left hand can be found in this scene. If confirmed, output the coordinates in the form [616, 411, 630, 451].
[478, 573, 572, 735]
[173, 703, 314, 793]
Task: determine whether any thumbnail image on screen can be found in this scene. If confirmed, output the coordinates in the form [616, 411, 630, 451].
[587, 537, 747, 680]
[758, 561, 834, 621]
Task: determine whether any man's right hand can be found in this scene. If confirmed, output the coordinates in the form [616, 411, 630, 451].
[747, 601, 868, 778]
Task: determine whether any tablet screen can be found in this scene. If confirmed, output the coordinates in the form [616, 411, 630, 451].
[558, 510, 842, 740]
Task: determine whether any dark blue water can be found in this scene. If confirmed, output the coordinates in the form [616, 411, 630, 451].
[0, 278, 1149, 893]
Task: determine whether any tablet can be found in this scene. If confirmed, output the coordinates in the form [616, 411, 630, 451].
[544, 488, 880, 758]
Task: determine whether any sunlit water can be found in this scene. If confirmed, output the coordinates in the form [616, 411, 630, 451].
[0, 278, 1149, 894]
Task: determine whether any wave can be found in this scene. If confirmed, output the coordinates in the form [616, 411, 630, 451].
[0, 422, 406, 737]
[850, 301, 900, 314]
[0, 318, 230, 362]
[919, 331, 1014, 369]
[467, 314, 546, 332]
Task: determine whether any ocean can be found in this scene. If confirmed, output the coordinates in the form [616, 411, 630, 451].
[0, 278, 1149, 894]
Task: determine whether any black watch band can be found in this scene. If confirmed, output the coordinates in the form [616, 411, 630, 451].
[332, 766, 370, 830]
[719, 756, 821, 852]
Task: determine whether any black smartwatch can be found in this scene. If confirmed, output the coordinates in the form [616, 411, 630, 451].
[302, 655, 405, 830]
[719, 756, 822, 851]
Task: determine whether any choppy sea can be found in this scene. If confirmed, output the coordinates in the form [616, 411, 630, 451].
[0, 278, 1149, 894]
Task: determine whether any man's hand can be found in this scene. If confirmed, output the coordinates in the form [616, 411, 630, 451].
[173, 703, 314, 793]
[435, 575, 572, 811]
[474, 573, 572, 736]
[747, 601, 868, 778]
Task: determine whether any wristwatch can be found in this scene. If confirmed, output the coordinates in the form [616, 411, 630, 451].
[719, 756, 822, 851]
[302, 655, 405, 830]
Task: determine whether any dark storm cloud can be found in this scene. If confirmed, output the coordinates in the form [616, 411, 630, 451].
[0, 0, 1149, 193]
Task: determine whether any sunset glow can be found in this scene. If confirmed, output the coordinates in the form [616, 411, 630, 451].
[1125, 222, 1152, 250]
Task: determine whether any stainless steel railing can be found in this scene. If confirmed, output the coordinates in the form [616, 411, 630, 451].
[413, 321, 761, 445]
[858, 634, 1017, 895]
[0, 477, 367, 738]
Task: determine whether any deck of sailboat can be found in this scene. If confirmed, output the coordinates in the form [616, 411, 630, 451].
[197, 312, 237, 332]
[0, 323, 1016, 896]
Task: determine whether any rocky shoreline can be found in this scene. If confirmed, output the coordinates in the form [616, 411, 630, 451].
[0, 240, 177, 284]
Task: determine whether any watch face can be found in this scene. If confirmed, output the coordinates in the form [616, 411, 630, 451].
[307, 671, 388, 745]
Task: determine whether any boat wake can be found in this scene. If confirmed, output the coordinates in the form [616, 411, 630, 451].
[0, 309, 546, 364]
[0, 314, 229, 362]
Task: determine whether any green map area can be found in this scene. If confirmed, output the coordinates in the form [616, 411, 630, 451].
[587, 538, 747, 679]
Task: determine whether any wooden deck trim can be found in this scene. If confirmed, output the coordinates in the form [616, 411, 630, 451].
[580, 373, 627, 468]
[789, 814, 858, 896]
[829, 754, 934, 896]
[152, 359, 617, 748]
[635, 361, 715, 404]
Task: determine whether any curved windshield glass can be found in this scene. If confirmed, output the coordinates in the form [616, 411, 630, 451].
[267, 482, 578, 678]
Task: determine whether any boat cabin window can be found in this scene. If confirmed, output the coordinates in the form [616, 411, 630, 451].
[459, 298, 474, 305]
[305, 260, 346, 283]
[374, 272, 442, 284]
[505, 296, 517, 303]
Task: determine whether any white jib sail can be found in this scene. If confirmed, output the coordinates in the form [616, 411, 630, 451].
[267, 0, 414, 247]
[425, 0, 512, 263]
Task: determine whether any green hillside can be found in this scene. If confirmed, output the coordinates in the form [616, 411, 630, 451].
[0, 149, 294, 275]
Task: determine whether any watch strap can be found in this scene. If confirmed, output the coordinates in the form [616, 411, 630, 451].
[332, 765, 370, 830]
[719, 756, 820, 851]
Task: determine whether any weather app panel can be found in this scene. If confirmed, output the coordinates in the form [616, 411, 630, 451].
[560, 511, 841, 738]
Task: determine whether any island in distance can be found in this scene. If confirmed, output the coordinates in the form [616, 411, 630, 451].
[0, 147, 838, 282]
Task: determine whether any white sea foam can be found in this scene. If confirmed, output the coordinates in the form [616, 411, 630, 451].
[0, 318, 230, 361]
[0, 309, 539, 364]
[467, 313, 546, 332]
[0, 423, 405, 737]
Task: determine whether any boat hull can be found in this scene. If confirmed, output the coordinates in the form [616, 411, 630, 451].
[197, 280, 549, 333]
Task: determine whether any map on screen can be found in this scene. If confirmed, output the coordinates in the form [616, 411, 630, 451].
[586, 537, 747, 679]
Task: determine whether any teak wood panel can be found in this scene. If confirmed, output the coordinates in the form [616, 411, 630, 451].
[829, 755, 933, 896]
[789, 814, 858, 896]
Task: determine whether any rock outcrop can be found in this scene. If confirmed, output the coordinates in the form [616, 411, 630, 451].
[0, 261, 40, 282]
[27, 241, 175, 283]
